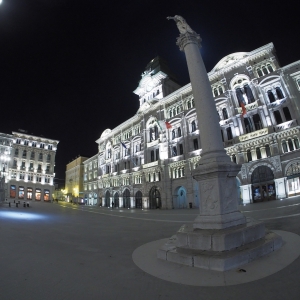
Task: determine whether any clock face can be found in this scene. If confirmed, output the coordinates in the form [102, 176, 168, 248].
[146, 83, 153, 92]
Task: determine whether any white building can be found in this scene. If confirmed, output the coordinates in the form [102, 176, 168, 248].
[83, 45, 300, 208]
[0, 130, 59, 202]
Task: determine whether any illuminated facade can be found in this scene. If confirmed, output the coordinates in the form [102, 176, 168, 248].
[84, 45, 300, 208]
[1, 131, 59, 202]
[65, 156, 88, 204]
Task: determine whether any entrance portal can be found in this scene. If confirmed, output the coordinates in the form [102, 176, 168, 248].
[123, 189, 130, 208]
[105, 191, 110, 207]
[114, 192, 119, 208]
[173, 186, 187, 208]
[149, 187, 161, 209]
[135, 191, 142, 209]
[251, 166, 276, 202]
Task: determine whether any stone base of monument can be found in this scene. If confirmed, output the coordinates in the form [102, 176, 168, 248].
[157, 218, 282, 271]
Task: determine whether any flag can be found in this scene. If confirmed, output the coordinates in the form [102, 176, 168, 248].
[121, 142, 127, 149]
[241, 102, 247, 117]
[165, 121, 172, 129]
[157, 120, 172, 131]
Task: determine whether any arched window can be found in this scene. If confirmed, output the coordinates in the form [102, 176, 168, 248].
[276, 87, 284, 99]
[222, 108, 228, 120]
[267, 90, 275, 103]
[244, 117, 253, 133]
[256, 147, 262, 159]
[265, 144, 271, 157]
[169, 110, 173, 118]
[226, 127, 233, 140]
[232, 154, 236, 163]
[236, 88, 246, 106]
[294, 138, 300, 150]
[262, 66, 268, 75]
[274, 110, 283, 124]
[297, 79, 300, 89]
[176, 106, 180, 114]
[213, 89, 218, 97]
[253, 114, 262, 130]
[187, 101, 191, 109]
[288, 139, 294, 151]
[172, 146, 177, 157]
[154, 126, 159, 140]
[218, 86, 223, 94]
[247, 149, 252, 162]
[283, 107, 292, 121]
[177, 127, 181, 137]
[151, 150, 154, 162]
[172, 129, 176, 140]
[282, 141, 288, 153]
[257, 68, 263, 77]
[244, 85, 255, 103]
[267, 64, 274, 73]
[191, 121, 196, 132]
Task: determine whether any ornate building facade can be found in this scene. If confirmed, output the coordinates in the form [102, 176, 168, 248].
[0, 130, 59, 202]
[83, 45, 300, 208]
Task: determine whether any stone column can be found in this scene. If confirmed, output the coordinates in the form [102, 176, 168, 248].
[158, 16, 282, 271]
[171, 16, 245, 229]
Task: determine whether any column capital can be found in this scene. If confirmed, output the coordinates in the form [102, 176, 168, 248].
[176, 32, 202, 51]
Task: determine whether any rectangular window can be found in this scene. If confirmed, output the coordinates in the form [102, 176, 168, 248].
[19, 173, 25, 180]
[10, 185, 16, 198]
[29, 162, 34, 171]
[28, 175, 33, 181]
[44, 190, 50, 201]
[18, 187, 24, 199]
[35, 189, 41, 200]
[27, 188, 33, 200]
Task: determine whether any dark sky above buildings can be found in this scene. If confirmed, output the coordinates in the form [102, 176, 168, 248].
[0, 0, 299, 181]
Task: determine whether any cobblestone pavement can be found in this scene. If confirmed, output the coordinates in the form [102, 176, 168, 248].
[1, 197, 300, 300]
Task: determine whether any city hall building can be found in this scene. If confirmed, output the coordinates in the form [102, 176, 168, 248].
[83, 43, 300, 208]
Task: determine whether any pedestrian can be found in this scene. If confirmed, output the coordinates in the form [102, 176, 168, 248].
[112, 201, 114, 209]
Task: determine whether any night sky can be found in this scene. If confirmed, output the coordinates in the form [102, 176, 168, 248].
[0, 0, 299, 182]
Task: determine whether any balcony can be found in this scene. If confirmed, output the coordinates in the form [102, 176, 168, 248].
[274, 119, 297, 132]
[142, 160, 159, 169]
[236, 100, 259, 114]
[238, 128, 269, 142]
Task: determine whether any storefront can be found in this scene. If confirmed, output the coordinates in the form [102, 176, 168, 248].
[286, 162, 300, 196]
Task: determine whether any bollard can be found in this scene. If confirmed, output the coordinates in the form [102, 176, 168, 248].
[16, 203, 18, 208]
[9, 202, 11, 207]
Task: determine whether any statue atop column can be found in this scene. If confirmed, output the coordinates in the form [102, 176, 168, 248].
[167, 15, 195, 34]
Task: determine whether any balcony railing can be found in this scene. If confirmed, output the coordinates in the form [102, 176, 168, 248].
[274, 119, 297, 132]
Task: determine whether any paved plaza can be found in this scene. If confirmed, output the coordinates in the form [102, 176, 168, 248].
[1, 198, 300, 300]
